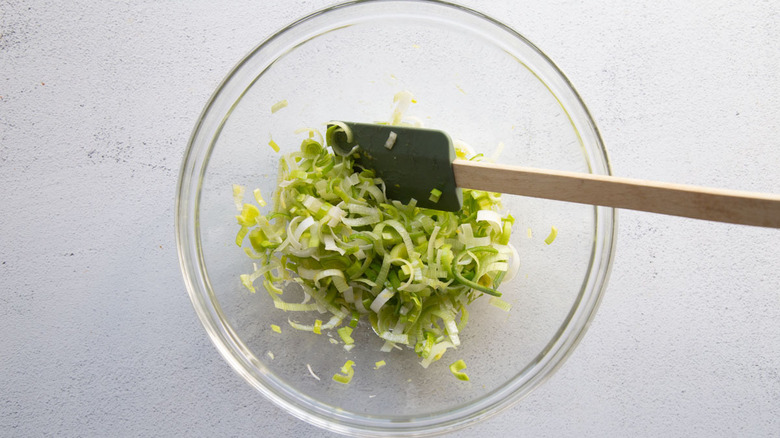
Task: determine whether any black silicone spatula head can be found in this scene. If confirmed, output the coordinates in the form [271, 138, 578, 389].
[326, 121, 463, 211]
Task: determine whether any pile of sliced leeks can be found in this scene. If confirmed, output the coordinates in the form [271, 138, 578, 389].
[233, 92, 519, 374]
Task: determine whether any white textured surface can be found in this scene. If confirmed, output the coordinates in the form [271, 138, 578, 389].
[2, 0, 778, 436]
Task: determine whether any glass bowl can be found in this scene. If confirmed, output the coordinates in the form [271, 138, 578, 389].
[176, 1, 616, 436]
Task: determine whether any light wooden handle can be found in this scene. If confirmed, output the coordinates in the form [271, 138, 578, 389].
[452, 160, 780, 228]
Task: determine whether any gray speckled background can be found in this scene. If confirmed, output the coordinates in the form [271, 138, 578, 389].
[2, 0, 778, 436]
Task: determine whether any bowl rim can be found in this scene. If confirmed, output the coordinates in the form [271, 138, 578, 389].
[176, 0, 617, 436]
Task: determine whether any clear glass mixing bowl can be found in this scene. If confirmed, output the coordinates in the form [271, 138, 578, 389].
[176, 1, 616, 435]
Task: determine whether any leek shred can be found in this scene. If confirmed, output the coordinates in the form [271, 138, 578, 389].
[253, 188, 267, 207]
[489, 297, 512, 312]
[449, 359, 469, 381]
[232, 184, 245, 211]
[313, 319, 323, 334]
[429, 188, 442, 203]
[384, 131, 397, 150]
[268, 135, 280, 153]
[271, 99, 288, 114]
[337, 326, 354, 345]
[333, 360, 355, 384]
[271, 324, 282, 334]
[236, 113, 517, 369]
[544, 226, 558, 245]
[307, 363, 321, 380]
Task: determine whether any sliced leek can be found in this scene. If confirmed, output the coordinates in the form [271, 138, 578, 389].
[235, 120, 518, 370]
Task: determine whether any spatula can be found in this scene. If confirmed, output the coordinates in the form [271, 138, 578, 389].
[325, 121, 780, 228]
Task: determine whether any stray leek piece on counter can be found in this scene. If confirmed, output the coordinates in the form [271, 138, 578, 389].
[544, 226, 558, 245]
[271, 99, 288, 114]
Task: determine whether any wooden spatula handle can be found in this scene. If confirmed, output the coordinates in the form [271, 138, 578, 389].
[452, 160, 780, 228]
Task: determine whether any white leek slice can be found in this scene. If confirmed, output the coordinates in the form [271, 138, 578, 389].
[347, 203, 380, 216]
[271, 99, 288, 113]
[457, 223, 491, 248]
[370, 288, 396, 313]
[306, 363, 321, 380]
[253, 188, 267, 207]
[476, 210, 502, 235]
[337, 326, 354, 344]
[273, 301, 319, 311]
[488, 141, 505, 163]
[326, 206, 346, 227]
[489, 297, 512, 312]
[342, 287, 355, 303]
[384, 131, 397, 150]
[294, 126, 324, 145]
[427, 225, 440, 263]
[379, 331, 409, 344]
[342, 216, 381, 227]
[232, 184, 245, 212]
[323, 234, 345, 255]
[420, 341, 454, 368]
[391, 90, 413, 125]
[327, 120, 354, 143]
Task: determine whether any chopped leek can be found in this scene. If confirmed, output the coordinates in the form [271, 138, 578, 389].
[374, 360, 386, 369]
[544, 226, 558, 245]
[333, 360, 355, 384]
[232, 184, 245, 211]
[429, 188, 442, 203]
[391, 91, 413, 125]
[307, 363, 321, 380]
[489, 297, 512, 312]
[313, 319, 323, 334]
[384, 131, 397, 150]
[253, 188, 267, 207]
[449, 359, 469, 381]
[271, 324, 282, 333]
[268, 135, 280, 153]
[236, 106, 518, 371]
[337, 326, 354, 344]
[488, 141, 505, 162]
[271, 99, 288, 113]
